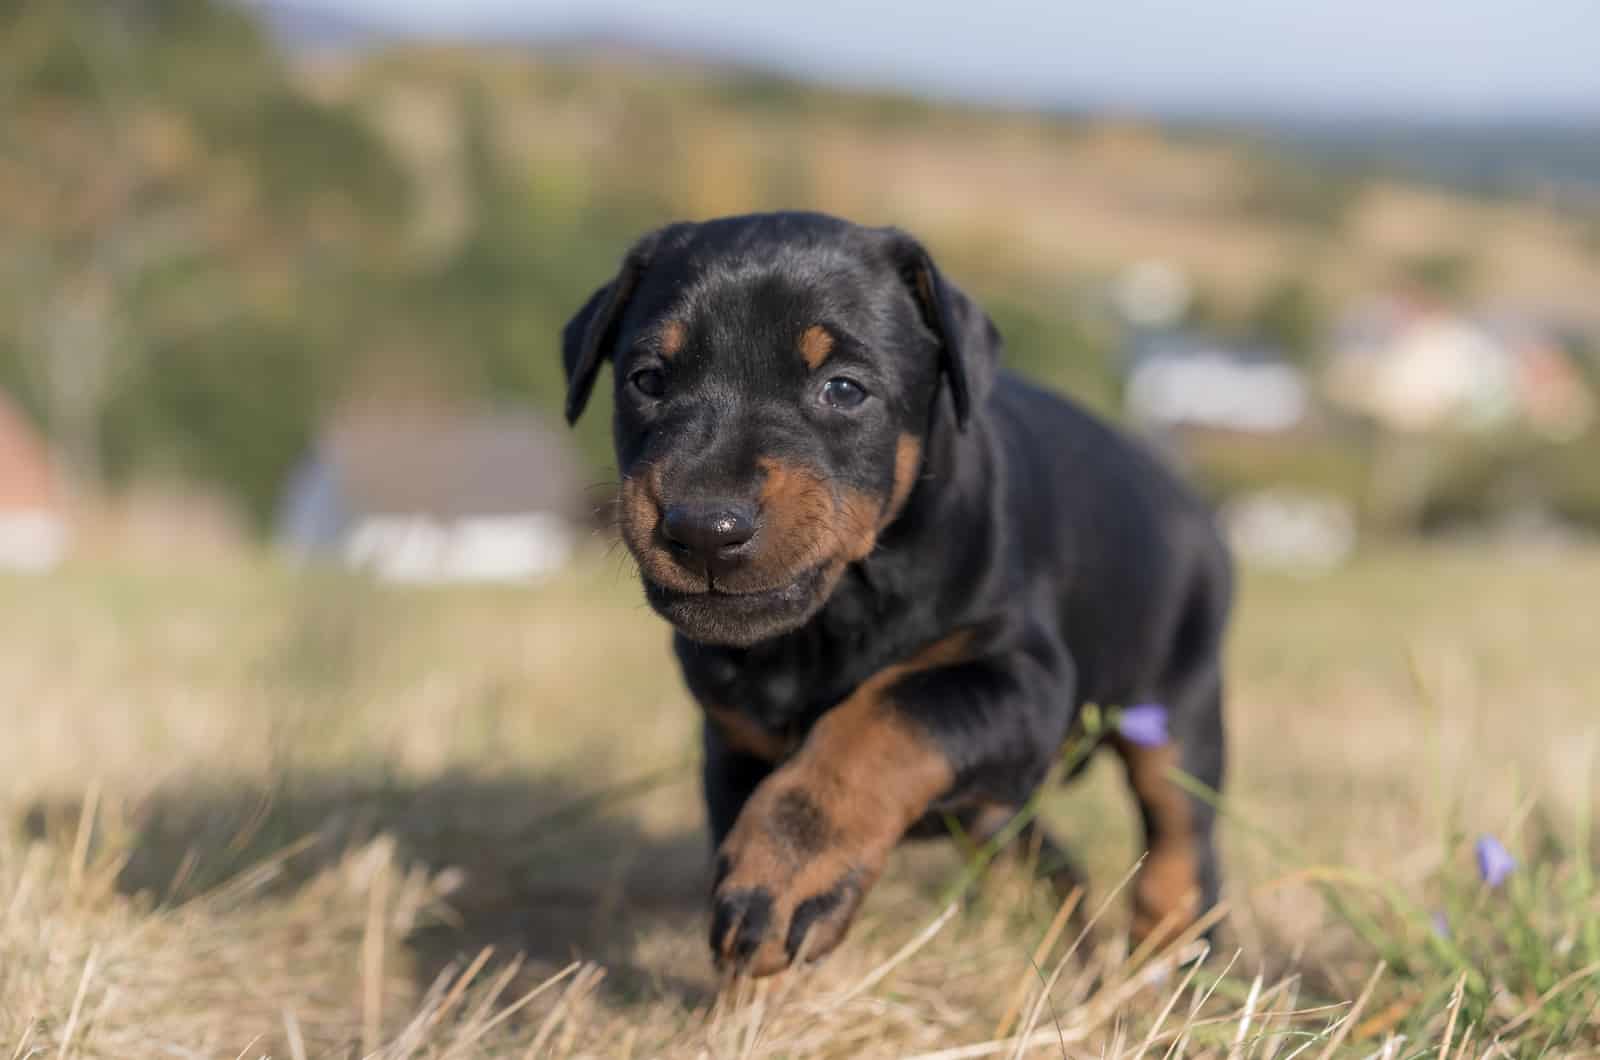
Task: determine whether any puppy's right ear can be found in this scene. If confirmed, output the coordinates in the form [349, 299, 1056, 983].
[561, 236, 659, 424]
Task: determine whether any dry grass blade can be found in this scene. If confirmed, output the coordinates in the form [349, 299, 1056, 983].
[361, 846, 392, 1056]
[835, 901, 959, 1005]
[903, 1024, 1094, 1060]
[524, 963, 604, 1058]
[1163, 949, 1240, 1059]
[454, 960, 586, 1054]
[993, 885, 1083, 1040]
[55, 945, 98, 1060]
[66, 782, 100, 898]
[1314, 961, 1383, 1060]
[282, 1008, 308, 1060]
[1011, 856, 1147, 1057]
[1353, 997, 1415, 1041]
[199, 833, 323, 908]
[738, 978, 769, 1060]
[10, 1020, 38, 1060]
[1495, 959, 1600, 1036]
[1437, 973, 1467, 1060]
[430, 946, 497, 1031]
[1230, 974, 1265, 1060]
[5, 844, 42, 931]
[1133, 945, 1209, 1058]
[387, 953, 479, 1059]
[1259, 976, 1303, 1060]
[444, 955, 528, 1056]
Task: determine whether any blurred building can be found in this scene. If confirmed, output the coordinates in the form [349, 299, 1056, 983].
[1125, 334, 1310, 435]
[1122, 335, 1356, 572]
[278, 406, 588, 584]
[0, 392, 69, 573]
[1325, 295, 1595, 440]
[0, 392, 69, 574]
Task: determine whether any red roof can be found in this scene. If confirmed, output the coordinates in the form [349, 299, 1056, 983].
[0, 392, 57, 511]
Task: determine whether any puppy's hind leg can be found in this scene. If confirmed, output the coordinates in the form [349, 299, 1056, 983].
[1115, 665, 1224, 952]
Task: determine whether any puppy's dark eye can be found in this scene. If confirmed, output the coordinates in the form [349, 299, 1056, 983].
[820, 377, 868, 410]
[630, 368, 667, 398]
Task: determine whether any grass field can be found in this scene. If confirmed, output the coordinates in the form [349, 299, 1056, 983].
[3, 544, 1598, 1057]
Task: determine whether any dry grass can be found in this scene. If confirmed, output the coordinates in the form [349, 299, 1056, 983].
[2, 543, 1598, 1056]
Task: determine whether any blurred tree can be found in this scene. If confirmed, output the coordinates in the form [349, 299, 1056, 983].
[1398, 250, 1477, 302]
[0, 0, 408, 520]
[406, 79, 660, 470]
[1247, 276, 1324, 365]
[1235, 154, 1361, 231]
[982, 289, 1118, 415]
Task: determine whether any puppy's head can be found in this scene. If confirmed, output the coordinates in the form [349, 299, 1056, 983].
[562, 213, 1000, 647]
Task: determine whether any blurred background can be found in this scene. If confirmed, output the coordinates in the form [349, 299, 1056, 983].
[4, 0, 1600, 579]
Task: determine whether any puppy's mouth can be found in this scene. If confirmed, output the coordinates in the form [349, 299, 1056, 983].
[641, 561, 838, 645]
[643, 559, 832, 609]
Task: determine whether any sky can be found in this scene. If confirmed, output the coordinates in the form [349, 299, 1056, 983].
[303, 0, 1600, 119]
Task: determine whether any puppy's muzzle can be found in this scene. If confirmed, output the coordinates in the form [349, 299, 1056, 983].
[661, 500, 759, 577]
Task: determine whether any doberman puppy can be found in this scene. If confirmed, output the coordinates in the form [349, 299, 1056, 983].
[561, 212, 1231, 978]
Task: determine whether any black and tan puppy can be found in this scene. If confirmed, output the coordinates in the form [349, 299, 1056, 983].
[562, 212, 1231, 977]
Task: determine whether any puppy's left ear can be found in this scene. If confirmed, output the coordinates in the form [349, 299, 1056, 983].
[561, 234, 661, 424]
[884, 230, 1002, 431]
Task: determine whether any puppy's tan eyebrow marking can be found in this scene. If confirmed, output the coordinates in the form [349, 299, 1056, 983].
[799, 325, 835, 370]
[659, 320, 686, 359]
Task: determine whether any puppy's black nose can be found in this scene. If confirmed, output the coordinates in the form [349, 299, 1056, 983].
[662, 503, 757, 562]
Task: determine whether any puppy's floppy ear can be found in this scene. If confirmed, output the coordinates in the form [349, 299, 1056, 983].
[884, 229, 1001, 431]
[561, 234, 661, 424]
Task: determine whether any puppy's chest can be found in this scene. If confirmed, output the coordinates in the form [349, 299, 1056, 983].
[679, 643, 869, 762]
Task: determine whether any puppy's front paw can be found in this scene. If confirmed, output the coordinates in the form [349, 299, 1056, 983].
[710, 784, 879, 977]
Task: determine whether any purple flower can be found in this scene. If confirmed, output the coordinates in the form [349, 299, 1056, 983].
[1117, 704, 1170, 747]
[1431, 911, 1452, 940]
[1475, 834, 1517, 888]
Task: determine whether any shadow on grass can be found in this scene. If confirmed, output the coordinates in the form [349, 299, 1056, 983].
[24, 767, 716, 1006]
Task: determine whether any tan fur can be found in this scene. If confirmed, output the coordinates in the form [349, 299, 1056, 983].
[618, 466, 704, 594]
[706, 706, 791, 762]
[883, 433, 923, 527]
[658, 319, 686, 359]
[1114, 739, 1200, 946]
[751, 456, 865, 592]
[798, 325, 835, 370]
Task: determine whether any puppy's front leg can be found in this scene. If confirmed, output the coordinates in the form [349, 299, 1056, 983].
[711, 636, 1065, 976]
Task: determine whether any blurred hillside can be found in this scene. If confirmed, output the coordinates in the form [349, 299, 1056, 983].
[4, 0, 1600, 538]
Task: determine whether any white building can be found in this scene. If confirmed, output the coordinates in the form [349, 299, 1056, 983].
[278, 406, 588, 585]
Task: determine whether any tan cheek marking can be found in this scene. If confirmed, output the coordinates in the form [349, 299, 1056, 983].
[799, 325, 834, 370]
[883, 433, 923, 527]
[618, 465, 704, 593]
[834, 485, 883, 562]
[757, 457, 847, 567]
[1115, 739, 1200, 944]
[754, 445, 918, 574]
[659, 320, 686, 359]
[617, 470, 657, 553]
